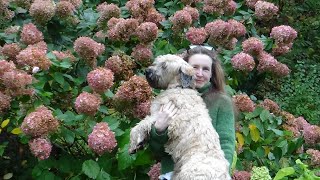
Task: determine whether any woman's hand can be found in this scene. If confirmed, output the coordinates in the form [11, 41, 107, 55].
[154, 101, 178, 133]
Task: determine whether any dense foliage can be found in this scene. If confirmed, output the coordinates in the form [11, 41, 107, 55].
[0, 0, 319, 179]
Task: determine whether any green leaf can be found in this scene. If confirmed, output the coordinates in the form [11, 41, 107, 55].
[117, 144, 136, 170]
[0, 142, 8, 157]
[82, 160, 100, 179]
[249, 124, 260, 142]
[260, 109, 271, 122]
[99, 106, 108, 114]
[104, 90, 114, 98]
[1, 119, 10, 128]
[96, 170, 111, 180]
[61, 127, 75, 144]
[53, 72, 65, 85]
[274, 167, 295, 180]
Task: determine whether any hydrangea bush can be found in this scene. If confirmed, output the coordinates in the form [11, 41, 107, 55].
[0, 0, 319, 179]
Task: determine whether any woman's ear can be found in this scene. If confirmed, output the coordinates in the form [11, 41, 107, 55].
[179, 64, 195, 88]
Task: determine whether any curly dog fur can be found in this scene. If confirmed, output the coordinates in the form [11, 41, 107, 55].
[129, 54, 230, 180]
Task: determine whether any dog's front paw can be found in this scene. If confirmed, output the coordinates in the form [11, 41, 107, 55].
[129, 128, 146, 154]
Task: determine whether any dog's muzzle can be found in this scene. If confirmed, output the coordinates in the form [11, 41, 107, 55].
[145, 68, 158, 88]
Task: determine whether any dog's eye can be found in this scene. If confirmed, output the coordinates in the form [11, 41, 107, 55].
[161, 63, 167, 69]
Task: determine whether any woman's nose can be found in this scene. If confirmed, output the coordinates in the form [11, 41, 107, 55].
[195, 69, 203, 76]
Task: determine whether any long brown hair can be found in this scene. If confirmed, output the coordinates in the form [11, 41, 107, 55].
[183, 46, 226, 94]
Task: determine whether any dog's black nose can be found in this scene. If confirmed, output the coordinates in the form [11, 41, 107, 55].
[145, 68, 152, 77]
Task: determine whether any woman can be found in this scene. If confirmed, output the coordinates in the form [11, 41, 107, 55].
[148, 46, 236, 179]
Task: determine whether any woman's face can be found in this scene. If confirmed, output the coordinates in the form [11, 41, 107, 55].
[188, 54, 213, 89]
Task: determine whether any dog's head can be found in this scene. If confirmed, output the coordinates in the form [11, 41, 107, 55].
[145, 54, 195, 89]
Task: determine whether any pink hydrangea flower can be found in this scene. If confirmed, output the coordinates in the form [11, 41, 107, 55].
[254, 1, 278, 21]
[133, 100, 151, 119]
[245, 0, 259, 9]
[145, 8, 165, 26]
[270, 25, 298, 45]
[186, 27, 208, 45]
[272, 43, 292, 56]
[282, 124, 301, 138]
[228, 19, 246, 38]
[1, 69, 33, 90]
[242, 37, 264, 55]
[233, 94, 256, 112]
[303, 125, 320, 145]
[148, 162, 161, 180]
[4, 26, 21, 35]
[171, 10, 192, 32]
[259, 99, 280, 114]
[136, 22, 158, 43]
[107, 18, 139, 42]
[274, 62, 290, 77]
[256, 52, 278, 73]
[205, 19, 232, 41]
[20, 23, 44, 45]
[88, 122, 117, 155]
[183, 6, 199, 21]
[231, 52, 255, 72]
[29, 0, 56, 24]
[224, 0, 237, 16]
[105, 54, 135, 80]
[0, 91, 11, 113]
[87, 68, 114, 94]
[306, 149, 320, 166]
[125, 0, 155, 18]
[0, 60, 16, 76]
[52, 50, 76, 62]
[74, 92, 102, 116]
[294, 116, 309, 130]
[61, 0, 82, 9]
[29, 138, 52, 160]
[225, 37, 238, 50]
[56, 1, 75, 18]
[232, 170, 251, 180]
[97, 3, 120, 28]
[21, 106, 59, 137]
[131, 44, 153, 66]
[1, 43, 21, 60]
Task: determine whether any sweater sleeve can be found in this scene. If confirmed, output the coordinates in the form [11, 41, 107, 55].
[148, 124, 169, 159]
[215, 95, 236, 170]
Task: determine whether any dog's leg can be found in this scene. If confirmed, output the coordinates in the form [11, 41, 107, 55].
[129, 115, 157, 154]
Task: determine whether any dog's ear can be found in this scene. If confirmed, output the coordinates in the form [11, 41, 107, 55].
[179, 64, 195, 88]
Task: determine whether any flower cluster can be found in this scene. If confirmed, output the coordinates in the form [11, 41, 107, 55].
[1, 69, 34, 96]
[88, 122, 117, 155]
[20, 23, 44, 45]
[203, 0, 237, 16]
[87, 68, 114, 94]
[0, 0, 14, 21]
[183, 6, 199, 21]
[61, 0, 82, 9]
[73, 37, 105, 68]
[254, 1, 278, 21]
[0, 91, 11, 113]
[0, 60, 16, 76]
[29, 138, 52, 160]
[131, 44, 153, 67]
[148, 162, 161, 180]
[97, 3, 120, 29]
[13, 0, 32, 9]
[52, 50, 76, 62]
[232, 170, 251, 180]
[242, 37, 264, 56]
[233, 94, 256, 112]
[29, 0, 56, 24]
[4, 25, 20, 35]
[186, 27, 208, 45]
[170, 10, 192, 32]
[144, 8, 165, 26]
[21, 106, 59, 137]
[74, 92, 102, 116]
[105, 53, 135, 80]
[250, 166, 272, 180]
[1, 43, 21, 60]
[245, 0, 259, 9]
[303, 125, 320, 145]
[55, 1, 75, 18]
[258, 98, 280, 114]
[107, 18, 139, 42]
[228, 19, 246, 38]
[231, 52, 255, 72]
[135, 22, 158, 43]
[256, 52, 277, 73]
[133, 100, 151, 119]
[306, 149, 320, 166]
[125, 0, 164, 24]
[180, 0, 201, 5]
[270, 25, 297, 56]
[16, 42, 51, 70]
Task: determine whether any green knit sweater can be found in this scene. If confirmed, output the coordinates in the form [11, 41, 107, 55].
[148, 83, 236, 174]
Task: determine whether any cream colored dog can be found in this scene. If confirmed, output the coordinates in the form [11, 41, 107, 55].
[129, 54, 230, 180]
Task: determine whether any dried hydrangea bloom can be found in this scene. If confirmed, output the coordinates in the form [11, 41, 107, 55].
[21, 106, 59, 137]
[1, 43, 21, 60]
[224, 37, 238, 50]
[97, 3, 120, 29]
[242, 37, 264, 55]
[223, 0, 237, 16]
[204, 0, 229, 8]
[73, 37, 105, 68]
[136, 22, 158, 43]
[231, 52, 255, 72]
[259, 99, 280, 114]
[133, 100, 151, 119]
[88, 122, 117, 155]
[203, 4, 223, 15]
[228, 19, 246, 38]
[131, 44, 153, 66]
[107, 18, 139, 42]
[183, 6, 199, 21]
[148, 162, 161, 180]
[115, 75, 152, 103]
[29, 138, 52, 160]
[294, 116, 309, 130]
[74, 92, 102, 116]
[171, 10, 192, 32]
[186, 27, 208, 45]
[0, 0, 14, 20]
[232, 170, 251, 180]
[16, 43, 51, 70]
[270, 25, 298, 45]
[306, 149, 320, 166]
[254, 1, 278, 21]
[256, 52, 278, 73]
[303, 125, 320, 145]
[245, 0, 259, 9]
[145, 8, 165, 26]
[273, 62, 290, 77]
[233, 94, 256, 112]
[282, 124, 300, 138]
[12, 0, 32, 9]
[280, 111, 295, 123]
[1, 69, 33, 89]
[61, 0, 82, 9]
[0, 91, 11, 113]
[125, 0, 155, 18]
[205, 19, 232, 41]
[29, 0, 56, 24]
[87, 68, 114, 94]
[52, 50, 76, 62]
[105, 54, 135, 80]
[94, 30, 108, 40]
[272, 43, 292, 56]
[20, 23, 44, 45]
[4, 25, 20, 35]
[56, 1, 75, 18]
